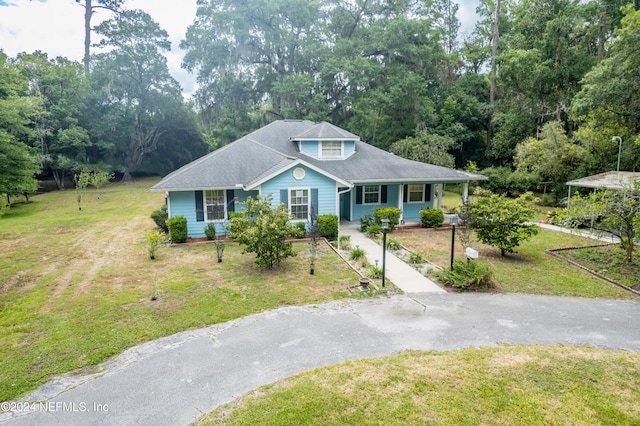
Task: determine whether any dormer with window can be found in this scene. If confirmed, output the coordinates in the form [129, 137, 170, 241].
[291, 121, 359, 160]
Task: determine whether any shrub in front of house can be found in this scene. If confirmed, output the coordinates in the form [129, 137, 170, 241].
[151, 205, 169, 233]
[366, 224, 382, 238]
[317, 214, 338, 240]
[374, 207, 401, 229]
[204, 223, 216, 240]
[436, 260, 494, 290]
[421, 208, 444, 228]
[350, 246, 366, 261]
[359, 212, 375, 232]
[291, 221, 307, 238]
[167, 216, 188, 243]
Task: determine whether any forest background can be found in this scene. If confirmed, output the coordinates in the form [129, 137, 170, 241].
[1, 0, 639, 204]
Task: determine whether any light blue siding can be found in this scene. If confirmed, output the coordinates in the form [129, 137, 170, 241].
[351, 184, 400, 221]
[349, 183, 436, 222]
[299, 140, 318, 157]
[167, 191, 202, 237]
[261, 165, 337, 216]
[344, 140, 356, 156]
[168, 189, 259, 238]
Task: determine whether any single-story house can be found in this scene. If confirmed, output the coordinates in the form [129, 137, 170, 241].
[151, 120, 486, 238]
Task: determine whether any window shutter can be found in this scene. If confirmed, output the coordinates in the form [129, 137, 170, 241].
[381, 185, 387, 204]
[403, 185, 408, 203]
[280, 189, 288, 207]
[425, 184, 432, 202]
[195, 191, 204, 222]
[355, 186, 362, 205]
[311, 188, 318, 217]
[226, 190, 235, 218]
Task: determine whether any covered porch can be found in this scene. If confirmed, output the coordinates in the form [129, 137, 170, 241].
[338, 181, 471, 223]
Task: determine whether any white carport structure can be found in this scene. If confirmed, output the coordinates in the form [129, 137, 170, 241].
[566, 171, 640, 208]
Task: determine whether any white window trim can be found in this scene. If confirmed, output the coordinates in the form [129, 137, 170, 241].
[407, 184, 425, 204]
[204, 189, 227, 222]
[289, 187, 311, 221]
[319, 140, 344, 159]
[363, 185, 381, 205]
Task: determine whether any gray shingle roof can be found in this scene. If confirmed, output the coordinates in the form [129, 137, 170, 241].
[151, 120, 485, 191]
[291, 121, 360, 140]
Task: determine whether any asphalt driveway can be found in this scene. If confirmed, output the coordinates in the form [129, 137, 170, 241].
[2, 293, 639, 425]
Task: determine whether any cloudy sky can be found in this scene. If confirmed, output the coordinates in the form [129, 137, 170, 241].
[0, 0, 479, 99]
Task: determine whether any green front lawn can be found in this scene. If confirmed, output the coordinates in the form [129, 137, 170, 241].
[0, 179, 364, 401]
[393, 228, 637, 299]
[200, 345, 640, 425]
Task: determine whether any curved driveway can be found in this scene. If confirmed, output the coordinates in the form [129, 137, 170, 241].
[2, 293, 639, 425]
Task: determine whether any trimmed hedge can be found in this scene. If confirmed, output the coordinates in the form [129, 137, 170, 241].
[150, 205, 168, 233]
[374, 207, 401, 229]
[167, 216, 188, 243]
[317, 214, 338, 240]
[421, 208, 444, 228]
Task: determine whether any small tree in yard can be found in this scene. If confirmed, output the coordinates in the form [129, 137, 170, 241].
[226, 195, 298, 269]
[567, 184, 640, 262]
[90, 170, 114, 199]
[470, 190, 539, 256]
[74, 170, 91, 210]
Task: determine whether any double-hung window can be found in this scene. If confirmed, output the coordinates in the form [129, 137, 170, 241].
[321, 141, 342, 159]
[407, 184, 425, 203]
[363, 185, 381, 204]
[204, 189, 226, 221]
[290, 189, 309, 220]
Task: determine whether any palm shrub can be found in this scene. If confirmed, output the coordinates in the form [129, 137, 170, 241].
[339, 235, 351, 250]
[350, 246, 366, 261]
[367, 264, 383, 279]
[436, 260, 494, 290]
[167, 216, 188, 243]
[366, 224, 382, 238]
[386, 238, 401, 250]
[359, 213, 375, 232]
[421, 208, 444, 228]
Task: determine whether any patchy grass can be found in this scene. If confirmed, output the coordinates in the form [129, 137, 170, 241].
[559, 245, 640, 290]
[392, 228, 636, 299]
[199, 345, 640, 425]
[0, 178, 363, 401]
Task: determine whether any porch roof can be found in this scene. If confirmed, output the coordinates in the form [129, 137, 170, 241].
[566, 171, 640, 190]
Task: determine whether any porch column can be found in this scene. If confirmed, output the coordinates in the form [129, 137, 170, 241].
[398, 184, 404, 222]
[437, 184, 443, 210]
[462, 182, 469, 203]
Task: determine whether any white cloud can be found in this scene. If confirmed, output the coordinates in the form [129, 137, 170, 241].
[0, 0, 197, 96]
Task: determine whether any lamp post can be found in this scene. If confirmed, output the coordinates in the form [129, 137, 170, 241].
[381, 218, 389, 287]
[612, 136, 622, 172]
[450, 216, 458, 270]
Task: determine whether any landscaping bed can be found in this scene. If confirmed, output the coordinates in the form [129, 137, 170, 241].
[391, 227, 637, 299]
[550, 244, 640, 293]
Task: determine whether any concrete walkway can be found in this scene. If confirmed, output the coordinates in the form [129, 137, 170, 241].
[339, 222, 446, 293]
[537, 222, 621, 243]
[2, 294, 638, 426]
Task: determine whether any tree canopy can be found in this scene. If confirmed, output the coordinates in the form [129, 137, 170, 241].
[4, 0, 640, 206]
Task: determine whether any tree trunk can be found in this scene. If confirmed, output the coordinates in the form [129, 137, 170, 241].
[487, 0, 501, 150]
[83, 0, 93, 74]
[598, 12, 606, 62]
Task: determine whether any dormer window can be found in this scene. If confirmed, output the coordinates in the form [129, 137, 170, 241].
[321, 141, 342, 159]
